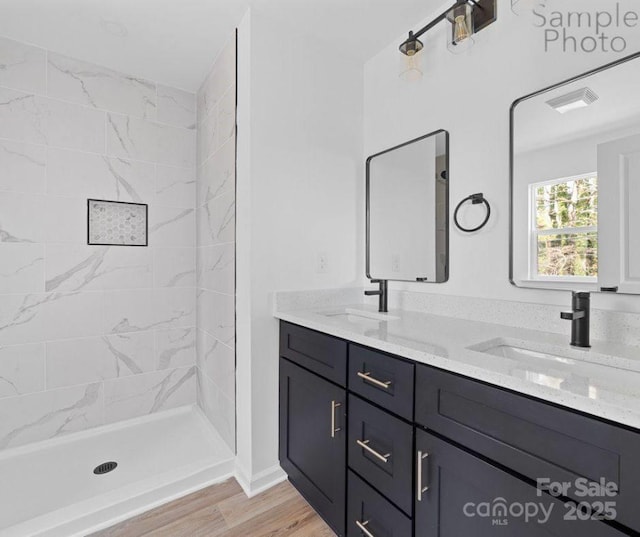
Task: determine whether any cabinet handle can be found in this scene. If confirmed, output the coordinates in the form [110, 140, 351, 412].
[331, 401, 341, 439]
[355, 520, 375, 537]
[417, 450, 430, 502]
[357, 439, 391, 463]
[357, 371, 392, 389]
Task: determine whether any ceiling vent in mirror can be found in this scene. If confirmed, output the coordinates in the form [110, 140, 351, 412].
[546, 88, 599, 114]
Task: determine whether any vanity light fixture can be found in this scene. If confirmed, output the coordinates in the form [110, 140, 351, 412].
[546, 88, 599, 114]
[399, 30, 425, 80]
[399, 0, 497, 60]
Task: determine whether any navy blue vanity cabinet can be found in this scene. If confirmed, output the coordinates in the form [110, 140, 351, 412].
[414, 430, 627, 537]
[279, 321, 638, 537]
[415, 364, 640, 534]
[279, 357, 347, 536]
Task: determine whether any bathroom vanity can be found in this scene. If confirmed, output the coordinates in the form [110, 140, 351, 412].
[276, 306, 640, 537]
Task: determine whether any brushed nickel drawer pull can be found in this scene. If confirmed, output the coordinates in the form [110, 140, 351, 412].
[357, 371, 392, 389]
[355, 520, 375, 537]
[331, 401, 341, 439]
[357, 439, 391, 463]
[417, 450, 430, 502]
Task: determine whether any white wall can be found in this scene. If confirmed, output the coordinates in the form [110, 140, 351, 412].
[364, 0, 640, 313]
[0, 36, 198, 450]
[236, 8, 364, 485]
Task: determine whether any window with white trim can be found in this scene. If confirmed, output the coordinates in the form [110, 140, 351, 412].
[529, 173, 598, 282]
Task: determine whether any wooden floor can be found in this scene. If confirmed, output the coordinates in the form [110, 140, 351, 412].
[90, 479, 336, 537]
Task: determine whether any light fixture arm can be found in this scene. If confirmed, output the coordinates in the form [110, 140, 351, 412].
[400, 0, 462, 47]
[399, 0, 495, 54]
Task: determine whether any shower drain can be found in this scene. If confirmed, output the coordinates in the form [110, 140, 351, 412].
[93, 461, 118, 475]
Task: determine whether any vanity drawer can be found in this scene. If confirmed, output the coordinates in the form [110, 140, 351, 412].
[348, 394, 413, 515]
[280, 322, 347, 386]
[415, 364, 640, 532]
[348, 345, 414, 421]
[347, 471, 411, 537]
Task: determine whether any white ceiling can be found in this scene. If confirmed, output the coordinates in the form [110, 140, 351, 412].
[0, 0, 443, 92]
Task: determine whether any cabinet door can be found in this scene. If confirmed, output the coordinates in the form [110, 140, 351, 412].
[279, 358, 346, 536]
[415, 364, 640, 532]
[415, 429, 626, 537]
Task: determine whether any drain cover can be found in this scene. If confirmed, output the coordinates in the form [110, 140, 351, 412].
[93, 461, 118, 475]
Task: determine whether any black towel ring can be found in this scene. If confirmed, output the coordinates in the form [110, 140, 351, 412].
[454, 193, 491, 233]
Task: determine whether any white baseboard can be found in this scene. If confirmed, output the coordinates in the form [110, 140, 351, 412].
[235, 462, 287, 498]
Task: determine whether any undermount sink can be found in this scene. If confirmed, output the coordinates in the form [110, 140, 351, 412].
[481, 343, 576, 365]
[322, 308, 399, 324]
[469, 338, 640, 374]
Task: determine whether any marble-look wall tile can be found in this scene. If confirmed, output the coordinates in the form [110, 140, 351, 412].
[0, 292, 105, 345]
[47, 53, 156, 119]
[154, 287, 196, 331]
[103, 289, 155, 334]
[197, 243, 234, 295]
[43, 96, 106, 153]
[43, 196, 87, 244]
[103, 288, 195, 335]
[197, 290, 235, 348]
[217, 88, 236, 151]
[0, 140, 46, 194]
[197, 111, 217, 166]
[40, 291, 104, 341]
[197, 190, 235, 247]
[197, 329, 234, 400]
[0, 192, 44, 243]
[0, 88, 46, 145]
[104, 366, 196, 424]
[0, 293, 45, 346]
[195, 32, 236, 441]
[45, 245, 153, 292]
[153, 248, 196, 288]
[157, 122, 196, 169]
[197, 38, 236, 121]
[197, 371, 235, 452]
[157, 85, 196, 130]
[156, 165, 196, 209]
[0, 343, 45, 399]
[0, 90, 105, 151]
[156, 327, 196, 370]
[0, 244, 44, 294]
[47, 149, 155, 203]
[106, 113, 195, 167]
[0, 37, 46, 94]
[46, 332, 155, 389]
[197, 138, 235, 206]
[0, 382, 103, 449]
[149, 206, 195, 247]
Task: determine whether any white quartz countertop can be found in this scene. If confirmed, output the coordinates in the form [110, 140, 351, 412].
[274, 303, 640, 431]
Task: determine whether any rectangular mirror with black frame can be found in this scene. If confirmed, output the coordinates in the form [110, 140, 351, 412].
[511, 52, 640, 295]
[367, 130, 449, 283]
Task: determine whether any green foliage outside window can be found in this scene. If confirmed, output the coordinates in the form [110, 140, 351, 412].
[534, 176, 598, 278]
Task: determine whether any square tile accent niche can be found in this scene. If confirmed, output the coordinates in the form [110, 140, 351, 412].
[87, 199, 148, 246]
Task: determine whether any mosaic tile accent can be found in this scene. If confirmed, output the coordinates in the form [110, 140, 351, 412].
[88, 199, 148, 246]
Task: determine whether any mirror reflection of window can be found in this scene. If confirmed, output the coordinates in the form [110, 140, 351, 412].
[530, 174, 598, 282]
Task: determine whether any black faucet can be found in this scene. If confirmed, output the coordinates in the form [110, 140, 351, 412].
[561, 291, 591, 348]
[365, 279, 388, 313]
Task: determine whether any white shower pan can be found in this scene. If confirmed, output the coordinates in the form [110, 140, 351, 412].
[0, 406, 235, 537]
